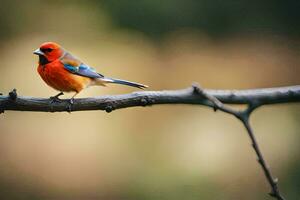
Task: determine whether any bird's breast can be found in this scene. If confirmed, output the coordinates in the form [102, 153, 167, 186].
[37, 60, 91, 92]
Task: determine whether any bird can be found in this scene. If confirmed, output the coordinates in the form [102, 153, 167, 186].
[33, 42, 148, 107]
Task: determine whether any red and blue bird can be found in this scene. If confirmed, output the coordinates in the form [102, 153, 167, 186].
[34, 42, 147, 105]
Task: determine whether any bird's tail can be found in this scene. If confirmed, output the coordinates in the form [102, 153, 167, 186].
[96, 77, 148, 89]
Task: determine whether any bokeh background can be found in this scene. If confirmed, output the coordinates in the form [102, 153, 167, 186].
[0, 1, 300, 199]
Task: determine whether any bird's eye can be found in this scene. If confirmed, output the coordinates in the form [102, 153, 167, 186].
[41, 48, 53, 53]
[45, 48, 53, 52]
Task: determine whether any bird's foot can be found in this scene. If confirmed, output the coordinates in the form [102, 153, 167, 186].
[67, 98, 74, 113]
[49, 92, 64, 104]
[49, 96, 62, 104]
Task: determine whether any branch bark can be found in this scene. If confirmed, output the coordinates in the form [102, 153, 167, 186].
[1, 84, 299, 200]
[0, 85, 299, 113]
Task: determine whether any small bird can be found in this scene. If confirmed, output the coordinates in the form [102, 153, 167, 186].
[34, 42, 148, 105]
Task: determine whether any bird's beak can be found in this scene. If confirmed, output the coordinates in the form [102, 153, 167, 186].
[33, 48, 44, 56]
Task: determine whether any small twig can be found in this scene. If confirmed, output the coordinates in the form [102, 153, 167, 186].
[192, 83, 223, 111]
[192, 83, 240, 117]
[241, 115, 285, 200]
[193, 85, 286, 200]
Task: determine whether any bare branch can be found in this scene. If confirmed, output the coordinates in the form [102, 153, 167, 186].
[1, 84, 299, 200]
[0, 85, 299, 113]
[191, 85, 287, 200]
[241, 115, 285, 200]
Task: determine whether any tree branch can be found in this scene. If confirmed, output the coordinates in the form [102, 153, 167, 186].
[0, 85, 299, 113]
[1, 84, 299, 200]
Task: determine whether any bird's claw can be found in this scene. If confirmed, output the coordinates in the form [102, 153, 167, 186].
[49, 92, 64, 104]
[49, 96, 62, 104]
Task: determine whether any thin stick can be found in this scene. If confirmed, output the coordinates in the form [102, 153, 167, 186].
[195, 86, 286, 200]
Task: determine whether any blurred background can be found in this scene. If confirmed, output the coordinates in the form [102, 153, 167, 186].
[0, 0, 300, 199]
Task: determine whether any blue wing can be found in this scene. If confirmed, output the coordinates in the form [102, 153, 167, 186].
[60, 52, 104, 78]
[63, 63, 104, 78]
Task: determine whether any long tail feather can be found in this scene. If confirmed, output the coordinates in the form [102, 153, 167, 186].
[101, 77, 148, 89]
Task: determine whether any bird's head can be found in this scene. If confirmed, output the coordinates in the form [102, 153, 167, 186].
[34, 42, 64, 64]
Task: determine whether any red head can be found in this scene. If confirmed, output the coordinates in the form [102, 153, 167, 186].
[34, 42, 64, 64]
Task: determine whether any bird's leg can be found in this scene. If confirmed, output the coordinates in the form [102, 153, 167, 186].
[67, 92, 78, 112]
[49, 92, 64, 103]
